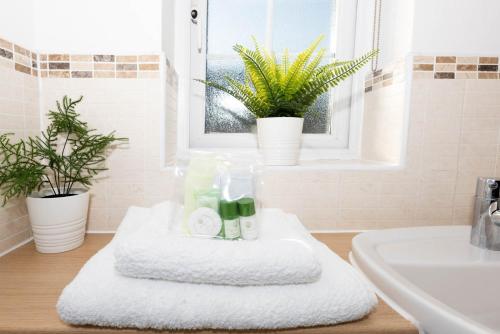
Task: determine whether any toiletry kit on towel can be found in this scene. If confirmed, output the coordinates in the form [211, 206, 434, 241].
[114, 202, 322, 285]
[57, 202, 378, 330]
[173, 151, 262, 241]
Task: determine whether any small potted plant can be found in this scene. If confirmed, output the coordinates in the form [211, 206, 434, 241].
[0, 96, 127, 253]
[198, 35, 377, 165]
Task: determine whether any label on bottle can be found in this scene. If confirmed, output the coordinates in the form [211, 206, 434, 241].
[188, 208, 222, 237]
[240, 216, 258, 240]
[223, 218, 240, 239]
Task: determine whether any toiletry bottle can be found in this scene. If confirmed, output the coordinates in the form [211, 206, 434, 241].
[195, 189, 220, 212]
[219, 200, 240, 240]
[183, 152, 219, 232]
[237, 198, 258, 240]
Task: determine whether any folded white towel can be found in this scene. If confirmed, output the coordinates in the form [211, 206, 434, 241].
[57, 205, 377, 330]
[114, 202, 322, 286]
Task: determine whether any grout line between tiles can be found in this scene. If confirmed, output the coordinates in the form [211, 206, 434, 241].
[451, 80, 468, 224]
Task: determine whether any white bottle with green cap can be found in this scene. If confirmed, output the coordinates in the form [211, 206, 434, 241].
[238, 197, 258, 240]
[220, 200, 240, 240]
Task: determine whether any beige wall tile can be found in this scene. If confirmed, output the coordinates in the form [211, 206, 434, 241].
[413, 55, 434, 64]
[0, 57, 13, 69]
[139, 63, 159, 71]
[456, 56, 478, 64]
[71, 55, 92, 62]
[14, 63, 31, 75]
[413, 63, 433, 71]
[478, 72, 498, 79]
[479, 57, 498, 64]
[413, 71, 434, 80]
[87, 208, 109, 231]
[0, 38, 13, 50]
[14, 54, 30, 67]
[0, 52, 38, 249]
[14, 44, 30, 57]
[116, 55, 138, 62]
[94, 71, 115, 78]
[71, 62, 92, 71]
[3, 51, 500, 235]
[138, 55, 159, 62]
[71, 71, 93, 78]
[48, 70, 70, 78]
[116, 71, 137, 79]
[456, 64, 477, 71]
[0, 229, 32, 254]
[455, 72, 478, 79]
[138, 72, 160, 79]
[436, 56, 457, 63]
[48, 54, 69, 61]
[94, 63, 115, 70]
[435, 63, 456, 72]
[116, 63, 137, 71]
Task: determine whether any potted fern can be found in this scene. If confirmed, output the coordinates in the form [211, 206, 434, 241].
[199, 35, 377, 165]
[0, 96, 127, 253]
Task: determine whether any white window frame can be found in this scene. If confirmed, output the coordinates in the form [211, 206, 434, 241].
[181, 0, 368, 161]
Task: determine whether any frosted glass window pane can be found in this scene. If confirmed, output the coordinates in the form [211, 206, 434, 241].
[204, 0, 336, 134]
[272, 0, 334, 53]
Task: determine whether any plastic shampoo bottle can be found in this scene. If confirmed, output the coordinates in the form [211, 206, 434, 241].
[220, 200, 240, 240]
[237, 198, 258, 240]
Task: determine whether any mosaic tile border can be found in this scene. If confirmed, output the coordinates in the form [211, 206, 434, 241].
[0, 36, 161, 79]
[0, 37, 38, 77]
[39, 53, 160, 79]
[413, 55, 500, 79]
[364, 60, 405, 93]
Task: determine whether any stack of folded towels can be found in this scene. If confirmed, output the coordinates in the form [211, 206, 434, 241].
[57, 202, 377, 330]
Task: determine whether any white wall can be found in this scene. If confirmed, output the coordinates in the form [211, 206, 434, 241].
[356, 0, 414, 69]
[33, 0, 162, 53]
[365, 0, 500, 66]
[162, 0, 176, 62]
[0, 0, 36, 48]
[377, 0, 414, 67]
[412, 0, 500, 55]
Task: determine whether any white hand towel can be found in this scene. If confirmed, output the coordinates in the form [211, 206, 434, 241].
[114, 202, 322, 286]
[57, 205, 378, 330]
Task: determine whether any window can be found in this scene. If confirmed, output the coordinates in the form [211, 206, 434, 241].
[189, 0, 361, 159]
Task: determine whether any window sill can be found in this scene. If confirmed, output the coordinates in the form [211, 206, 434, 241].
[162, 158, 402, 171]
[263, 159, 402, 171]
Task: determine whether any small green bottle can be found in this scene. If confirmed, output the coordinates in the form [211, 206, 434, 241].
[237, 198, 258, 240]
[219, 200, 240, 240]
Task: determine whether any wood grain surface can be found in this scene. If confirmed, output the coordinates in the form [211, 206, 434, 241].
[0, 233, 417, 334]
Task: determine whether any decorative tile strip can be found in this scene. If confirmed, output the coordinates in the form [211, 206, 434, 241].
[413, 55, 500, 79]
[39, 53, 161, 79]
[0, 36, 38, 77]
[364, 60, 405, 93]
[1, 35, 161, 79]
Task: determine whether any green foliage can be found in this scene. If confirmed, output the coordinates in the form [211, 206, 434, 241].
[0, 96, 127, 205]
[197, 35, 378, 118]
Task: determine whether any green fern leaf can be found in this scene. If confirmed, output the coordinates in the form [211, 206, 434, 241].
[282, 35, 324, 98]
[196, 35, 377, 119]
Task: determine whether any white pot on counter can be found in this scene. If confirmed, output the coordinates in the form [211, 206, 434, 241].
[257, 117, 304, 166]
[26, 188, 89, 253]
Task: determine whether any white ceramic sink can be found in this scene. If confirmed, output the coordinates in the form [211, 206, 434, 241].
[351, 226, 500, 334]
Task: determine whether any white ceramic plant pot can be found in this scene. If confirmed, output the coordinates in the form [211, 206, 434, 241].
[26, 188, 89, 253]
[257, 117, 304, 166]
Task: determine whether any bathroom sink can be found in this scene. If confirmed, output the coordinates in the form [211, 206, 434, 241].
[351, 226, 500, 334]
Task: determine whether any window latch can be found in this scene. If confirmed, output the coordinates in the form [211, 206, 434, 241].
[191, 8, 202, 53]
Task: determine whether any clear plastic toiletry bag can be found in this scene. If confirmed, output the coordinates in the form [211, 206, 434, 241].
[170, 151, 262, 241]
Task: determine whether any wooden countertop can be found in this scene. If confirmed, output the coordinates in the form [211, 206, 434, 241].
[0, 233, 417, 334]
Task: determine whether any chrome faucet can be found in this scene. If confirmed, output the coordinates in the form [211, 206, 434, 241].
[470, 177, 500, 251]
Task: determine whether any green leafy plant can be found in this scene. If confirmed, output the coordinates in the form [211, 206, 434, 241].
[0, 96, 127, 205]
[197, 35, 378, 118]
